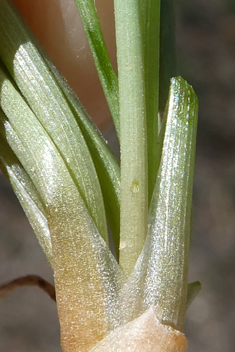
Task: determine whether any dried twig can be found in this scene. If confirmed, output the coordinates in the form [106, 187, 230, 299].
[0, 275, 56, 302]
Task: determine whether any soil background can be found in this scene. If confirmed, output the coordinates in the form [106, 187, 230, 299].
[1, 1, 235, 351]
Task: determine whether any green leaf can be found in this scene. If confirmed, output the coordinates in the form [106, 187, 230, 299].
[73, 0, 120, 136]
[0, 122, 52, 265]
[0, 1, 109, 245]
[0, 70, 123, 349]
[0, 0, 121, 254]
[120, 77, 198, 330]
[143, 77, 198, 330]
[159, 0, 177, 116]
[43, 64, 121, 257]
[114, 0, 148, 274]
[140, 0, 161, 202]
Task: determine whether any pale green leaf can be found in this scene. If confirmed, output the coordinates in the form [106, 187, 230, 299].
[119, 77, 198, 330]
[0, 124, 52, 264]
[0, 1, 108, 244]
[0, 71, 123, 350]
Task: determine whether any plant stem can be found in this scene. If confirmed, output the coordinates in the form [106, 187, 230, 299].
[114, 0, 148, 275]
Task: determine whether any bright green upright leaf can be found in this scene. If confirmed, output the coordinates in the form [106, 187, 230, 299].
[140, 0, 161, 202]
[73, 0, 120, 136]
[159, 0, 177, 116]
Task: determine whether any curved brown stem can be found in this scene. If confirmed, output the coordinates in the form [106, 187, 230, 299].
[0, 275, 56, 302]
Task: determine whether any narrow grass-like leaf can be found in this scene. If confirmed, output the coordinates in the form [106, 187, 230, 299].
[0, 0, 121, 253]
[44, 66, 121, 256]
[73, 0, 119, 136]
[0, 0, 108, 244]
[159, 0, 177, 116]
[140, 0, 161, 202]
[114, 0, 148, 275]
[0, 123, 52, 264]
[0, 72, 123, 351]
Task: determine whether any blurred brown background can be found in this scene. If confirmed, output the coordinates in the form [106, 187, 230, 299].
[1, 0, 235, 351]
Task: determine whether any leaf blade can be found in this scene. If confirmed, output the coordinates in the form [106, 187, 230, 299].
[0, 1, 109, 244]
[0, 124, 52, 264]
[73, 0, 119, 136]
[0, 71, 123, 350]
[143, 77, 198, 330]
